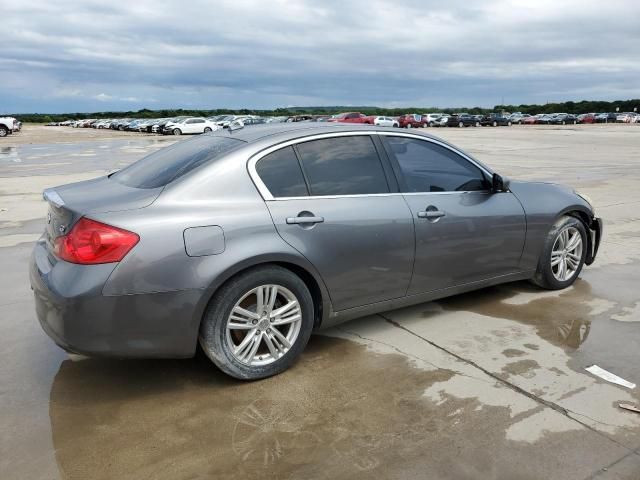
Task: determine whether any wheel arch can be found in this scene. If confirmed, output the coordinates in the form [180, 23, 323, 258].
[193, 255, 332, 343]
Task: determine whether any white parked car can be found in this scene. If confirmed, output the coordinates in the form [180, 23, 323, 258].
[373, 116, 399, 127]
[433, 115, 449, 127]
[0, 116, 18, 137]
[163, 117, 220, 135]
[423, 113, 443, 126]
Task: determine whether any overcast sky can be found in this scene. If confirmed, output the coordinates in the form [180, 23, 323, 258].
[2, 0, 640, 113]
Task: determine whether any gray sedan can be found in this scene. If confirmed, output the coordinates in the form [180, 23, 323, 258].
[30, 124, 602, 379]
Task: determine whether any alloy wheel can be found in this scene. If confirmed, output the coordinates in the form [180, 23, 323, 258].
[225, 285, 302, 366]
[551, 227, 583, 281]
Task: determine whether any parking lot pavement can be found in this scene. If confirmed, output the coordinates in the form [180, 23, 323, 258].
[1, 125, 639, 479]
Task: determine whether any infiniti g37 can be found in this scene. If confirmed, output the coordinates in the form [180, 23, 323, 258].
[30, 124, 602, 379]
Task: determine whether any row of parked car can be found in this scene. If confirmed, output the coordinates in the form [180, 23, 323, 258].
[510, 112, 640, 124]
[46, 109, 640, 136]
[50, 115, 282, 135]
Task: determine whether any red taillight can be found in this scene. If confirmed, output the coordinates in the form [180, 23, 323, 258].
[53, 217, 139, 264]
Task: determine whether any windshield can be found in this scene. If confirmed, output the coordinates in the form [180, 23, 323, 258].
[112, 136, 245, 189]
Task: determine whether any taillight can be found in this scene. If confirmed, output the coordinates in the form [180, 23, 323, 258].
[53, 217, 139, 264]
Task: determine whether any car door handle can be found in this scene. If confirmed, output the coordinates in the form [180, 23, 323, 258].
[417, 210, 445, 219]
[286, 216, 325, 225]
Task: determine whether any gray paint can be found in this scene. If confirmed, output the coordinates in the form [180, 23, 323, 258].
[30, 124, 601, 358]
[183, 226, 225, 257]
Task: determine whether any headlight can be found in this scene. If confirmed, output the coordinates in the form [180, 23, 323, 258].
[575, 191, 595, 214]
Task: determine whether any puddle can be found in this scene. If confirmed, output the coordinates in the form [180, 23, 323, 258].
[436, 281, 596, 351]
[41, 335, 627, 479]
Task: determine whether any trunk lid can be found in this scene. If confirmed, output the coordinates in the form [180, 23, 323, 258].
[43, 175, 162, 250]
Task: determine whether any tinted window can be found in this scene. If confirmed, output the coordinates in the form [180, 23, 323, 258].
[386, 137, 488, 192]
[296, 136, 389, 196]
[113, 136, 244, 188]
[256, 146, 308, 197]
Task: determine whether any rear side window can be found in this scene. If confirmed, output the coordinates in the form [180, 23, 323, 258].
[112, 136, 244, 189]
[296, 136, 389, 196]
[385, 137, 489, 192]
[256, 146, 308, 197]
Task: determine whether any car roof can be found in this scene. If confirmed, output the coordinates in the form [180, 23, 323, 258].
[205, 122, 439, 143]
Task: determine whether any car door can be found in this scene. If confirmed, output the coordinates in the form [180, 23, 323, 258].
[380, 134, 526, 295]
[253, 134, 415, 311]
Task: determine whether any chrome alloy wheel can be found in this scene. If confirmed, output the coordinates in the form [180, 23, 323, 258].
[225, 285, 302, 366]
[551, 226, 583, 281]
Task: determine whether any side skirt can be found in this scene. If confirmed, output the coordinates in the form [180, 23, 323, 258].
[318, 270, 535, 329]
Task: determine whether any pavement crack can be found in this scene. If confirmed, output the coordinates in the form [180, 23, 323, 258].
[379, 313, 637, 453]
[332, 327, 494, 386]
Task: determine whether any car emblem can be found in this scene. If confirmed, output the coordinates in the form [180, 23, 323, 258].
[59, 224, 67, 234]
[46, 212, 51, 224]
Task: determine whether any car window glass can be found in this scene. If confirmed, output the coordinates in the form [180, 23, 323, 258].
[256, 146, 308, 198]
[296, 136, 389, 196]
[112, 136, 244, 188]
[386, 137, 488, 192]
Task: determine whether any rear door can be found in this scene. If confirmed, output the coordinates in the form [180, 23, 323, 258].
[254, 134, 415, 311]
[381, 134, 526, 295]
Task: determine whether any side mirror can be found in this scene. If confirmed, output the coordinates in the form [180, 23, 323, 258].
[492, 173, 510, 192]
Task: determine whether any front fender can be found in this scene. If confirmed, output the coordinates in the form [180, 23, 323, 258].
[508, 181, 598, 271]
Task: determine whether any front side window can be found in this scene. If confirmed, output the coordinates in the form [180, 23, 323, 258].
[385, 137, 489, 192]
[296, 136, 390, 196]
[255, 146, 308, 198]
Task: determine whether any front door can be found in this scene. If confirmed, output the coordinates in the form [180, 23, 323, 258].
[381, 134, 526, 295]
[254, 135, 415, 311]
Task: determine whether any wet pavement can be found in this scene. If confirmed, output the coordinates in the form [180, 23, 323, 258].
[1, 125, 639, 479]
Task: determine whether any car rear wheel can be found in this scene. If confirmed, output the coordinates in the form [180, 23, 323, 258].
[507, 121, 512, 126]
[458, 121, 464, 128]
[172, 128, 182, 135]
[406, 123, 412, 129]
[531, 215, 587, 290]
[492, 121, 498, 127]
[199, 265, 314, 380]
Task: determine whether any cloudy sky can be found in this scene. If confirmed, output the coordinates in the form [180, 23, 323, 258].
[2, 0, 639, 113]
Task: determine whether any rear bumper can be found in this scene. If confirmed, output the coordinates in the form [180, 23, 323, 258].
[30, 239, 202, 358]
[585, 216, 603, 266]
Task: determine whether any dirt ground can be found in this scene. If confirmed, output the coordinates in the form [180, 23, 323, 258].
[1, 124, 639, 480]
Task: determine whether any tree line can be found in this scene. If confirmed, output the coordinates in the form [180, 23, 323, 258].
[6, 99, 639, 123]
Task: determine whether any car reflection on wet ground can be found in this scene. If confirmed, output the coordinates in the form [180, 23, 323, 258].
[1, 125, 639, 480]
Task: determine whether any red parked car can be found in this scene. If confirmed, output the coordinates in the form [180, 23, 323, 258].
[397, 114, 426, 128]
[523, 115, 539, 125]
[577, 113, 597, 124]
[327, 112, 374, 124]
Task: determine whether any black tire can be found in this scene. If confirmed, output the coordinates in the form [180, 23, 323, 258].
[172, 128, 182, 135]
[0, 126, 8, 137]
[204, 127, 212, 133]
[199, 265, 314, 380]
[531, 215, 587, 290]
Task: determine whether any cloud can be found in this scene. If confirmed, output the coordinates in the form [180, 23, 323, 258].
[1, 0, 639, 113]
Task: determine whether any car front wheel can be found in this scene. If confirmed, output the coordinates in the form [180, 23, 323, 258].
[199, 266, 314, 380]
[204, 127, 212, 133]
[172, 128, 182, 135]
[531, 215, 587, 290]
[0, 126, 8, 137]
